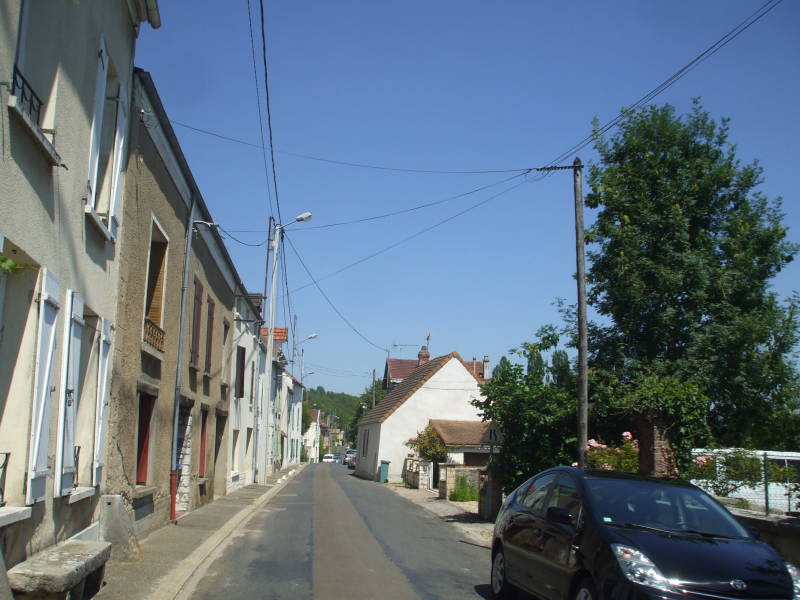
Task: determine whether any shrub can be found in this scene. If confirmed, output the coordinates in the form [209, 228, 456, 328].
[449, 474, 478, 502]
[585, 432, 639, 473]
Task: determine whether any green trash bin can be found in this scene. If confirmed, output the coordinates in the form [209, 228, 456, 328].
[379, 460, 390, 483]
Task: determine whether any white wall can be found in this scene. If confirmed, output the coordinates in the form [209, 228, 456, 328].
[376, 358, 484, 482]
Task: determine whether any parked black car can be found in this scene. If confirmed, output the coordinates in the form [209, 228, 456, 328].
[490, 467, 799, 600]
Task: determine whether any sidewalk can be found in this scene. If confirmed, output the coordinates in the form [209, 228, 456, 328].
[386, 484, 495, 548]
[97, 466, 303, 600]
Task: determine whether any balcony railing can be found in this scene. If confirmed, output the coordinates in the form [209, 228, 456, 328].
[144, 319, 165, 352]
[11, 65, 43, 127]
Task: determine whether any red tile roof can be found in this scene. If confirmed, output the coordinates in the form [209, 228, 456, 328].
[462, 360, 486, 381]
[386, 358, 419, 382]
[360, 352, 482, 426]
[429, 419, 490, 446]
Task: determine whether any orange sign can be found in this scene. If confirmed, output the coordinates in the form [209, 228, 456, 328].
[259, 327, 288, 342]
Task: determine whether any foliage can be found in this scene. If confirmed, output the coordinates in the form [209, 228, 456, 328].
[616, 375, 711, 472]
[449, 475, 478, 502]
[586, 433, 639, 472]
[473, 326, 576, 493]
[301, 400, 312, 435]
[586, 100, 800, 451]
[686, 449, 799, 497]
[346, 378, 386, 445]
[300, 446, 308, 462]
[304, 385, 360, 432]
[0, 253, 23, 274]
[405, 425, 447, 463]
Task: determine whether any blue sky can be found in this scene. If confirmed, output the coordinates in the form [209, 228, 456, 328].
[135, 1, 800, 395]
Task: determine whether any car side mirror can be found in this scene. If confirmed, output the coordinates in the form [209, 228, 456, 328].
[547, 506, 575, 526]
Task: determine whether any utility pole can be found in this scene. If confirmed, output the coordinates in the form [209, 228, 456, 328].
[534, 158, 588, 467]
[573, 157, 588, 468]
[371, 369, 376, 408]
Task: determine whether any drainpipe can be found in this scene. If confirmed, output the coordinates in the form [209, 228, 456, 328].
[170, 196, 197, 523]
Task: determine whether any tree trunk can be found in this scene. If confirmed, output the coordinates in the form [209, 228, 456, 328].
[637, 414, 678, 477]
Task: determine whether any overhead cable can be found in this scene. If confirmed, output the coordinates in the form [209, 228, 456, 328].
[283, 233, 389, 354]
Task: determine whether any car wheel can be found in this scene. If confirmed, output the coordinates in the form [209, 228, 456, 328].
[491, 546, 513, 599]
[573, 578, 597, 600]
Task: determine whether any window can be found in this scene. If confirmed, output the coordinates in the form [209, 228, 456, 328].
[190, 279, 203, 366]
[84, 36, 128, 239]
[235, 346, 245, 398]
[136, 394, 156, 485]
[518, 472, 557, 512]
[231, 428, 240, 474]
[547, 474, 583, 526]
[204, 298, 214, 372]
[144, 222, 168, 351]
[361, 430, 369, 457]
[198, 408, 208, 478]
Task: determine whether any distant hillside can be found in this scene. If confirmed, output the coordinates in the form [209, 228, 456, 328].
[304, 386, 360, 428]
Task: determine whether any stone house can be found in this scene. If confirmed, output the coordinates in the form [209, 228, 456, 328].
[0, 0, 159, 568]
[100, 69, 266, 554]
[356, 351, 487, 482]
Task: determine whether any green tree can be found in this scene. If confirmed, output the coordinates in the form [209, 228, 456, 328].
[405, 425, 447, 463]
[346, 378, 386, 446]
[473, 326, 576, 493]
[586, 101, 800, 455]
[301, 400, 312, 435]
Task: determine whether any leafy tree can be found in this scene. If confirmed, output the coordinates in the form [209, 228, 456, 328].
[405, 425, 447, 463]
[304, 385, 360, 427]
[473, 326, 576, 493]
[346, 378, 386, 445]
[586, 101, 800, 454]
[301, 400, 312, 435]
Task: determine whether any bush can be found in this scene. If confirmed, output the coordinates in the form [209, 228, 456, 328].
[585, 432, 639, 472]
[449, 474, 478, 502]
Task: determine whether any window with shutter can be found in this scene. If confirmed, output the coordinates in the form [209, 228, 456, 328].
[190, 279, 203, 366]
[145, 235, 167, 326]
[107, 82, 128, 239]
[93, 318, 112, 486]
[27, 268, 61, 505]
[205, 298, 214, 373]
[235, 346, 245, 399]
[85, 37, 109, 211]
[199, 408, 208, 478]
[55, 290, 84, 496]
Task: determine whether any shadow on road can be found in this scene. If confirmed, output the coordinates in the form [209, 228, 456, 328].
[474, 584, 492, 599]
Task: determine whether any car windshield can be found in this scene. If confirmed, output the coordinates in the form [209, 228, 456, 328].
[585, 477, 750, 539]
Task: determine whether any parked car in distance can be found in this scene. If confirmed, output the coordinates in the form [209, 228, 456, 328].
[322, 454, 335, 463]
[490, 466, 799, 600]
[344, 449, 357, 469]
[334, 453, 342, 464]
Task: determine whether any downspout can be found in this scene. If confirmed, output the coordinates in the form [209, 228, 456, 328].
[170, 196, 197, 523]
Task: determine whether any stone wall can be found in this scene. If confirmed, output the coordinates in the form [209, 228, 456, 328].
[439, 464, 482, 499]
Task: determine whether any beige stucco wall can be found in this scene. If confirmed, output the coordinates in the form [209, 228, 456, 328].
[0, 0, 152, 568]
[104, 71, 241, 550]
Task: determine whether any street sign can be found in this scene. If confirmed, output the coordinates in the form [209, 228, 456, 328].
[480, 422, 505, 446]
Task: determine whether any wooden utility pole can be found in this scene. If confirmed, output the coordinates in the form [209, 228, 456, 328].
[573, 157, 588, 467]
[371, 369, 376, 408]
[534, 158, 589, 467]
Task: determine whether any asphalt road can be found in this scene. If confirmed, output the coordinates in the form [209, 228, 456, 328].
[185, 463, 493, 599]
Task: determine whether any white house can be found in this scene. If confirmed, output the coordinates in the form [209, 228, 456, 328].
[355, 351, 486, 482]
[303, 409, 321, 462]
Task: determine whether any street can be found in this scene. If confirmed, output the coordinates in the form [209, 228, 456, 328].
[182, 464, 492, 599]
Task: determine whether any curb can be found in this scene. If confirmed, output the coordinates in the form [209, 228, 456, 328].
[148, 465, 306, 600]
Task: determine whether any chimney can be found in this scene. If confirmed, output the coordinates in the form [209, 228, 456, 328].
[483, 355, 490, 379]
[417, 345, 430, 365]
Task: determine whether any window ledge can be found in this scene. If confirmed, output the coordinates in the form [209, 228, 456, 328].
[84, 205, 114, 241]
[0, 506, 33, 528]
[133, 485, 158, 500]
[67, 486, 96, 504]
[8, 95, 62, 166]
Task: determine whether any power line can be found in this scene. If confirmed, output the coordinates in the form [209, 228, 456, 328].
[245, 0, 275, 221]
[167, 118, 533, 175]
[257, 0, 283, 224]
[544, 0, 784, 168]
[288, 178, 528, 294]
[284, 233, 389, 354]
[212, 171, 527, 234]
[217, 225, 267, 247]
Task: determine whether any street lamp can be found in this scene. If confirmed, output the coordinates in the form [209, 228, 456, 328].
[262, 212, 312, 473]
